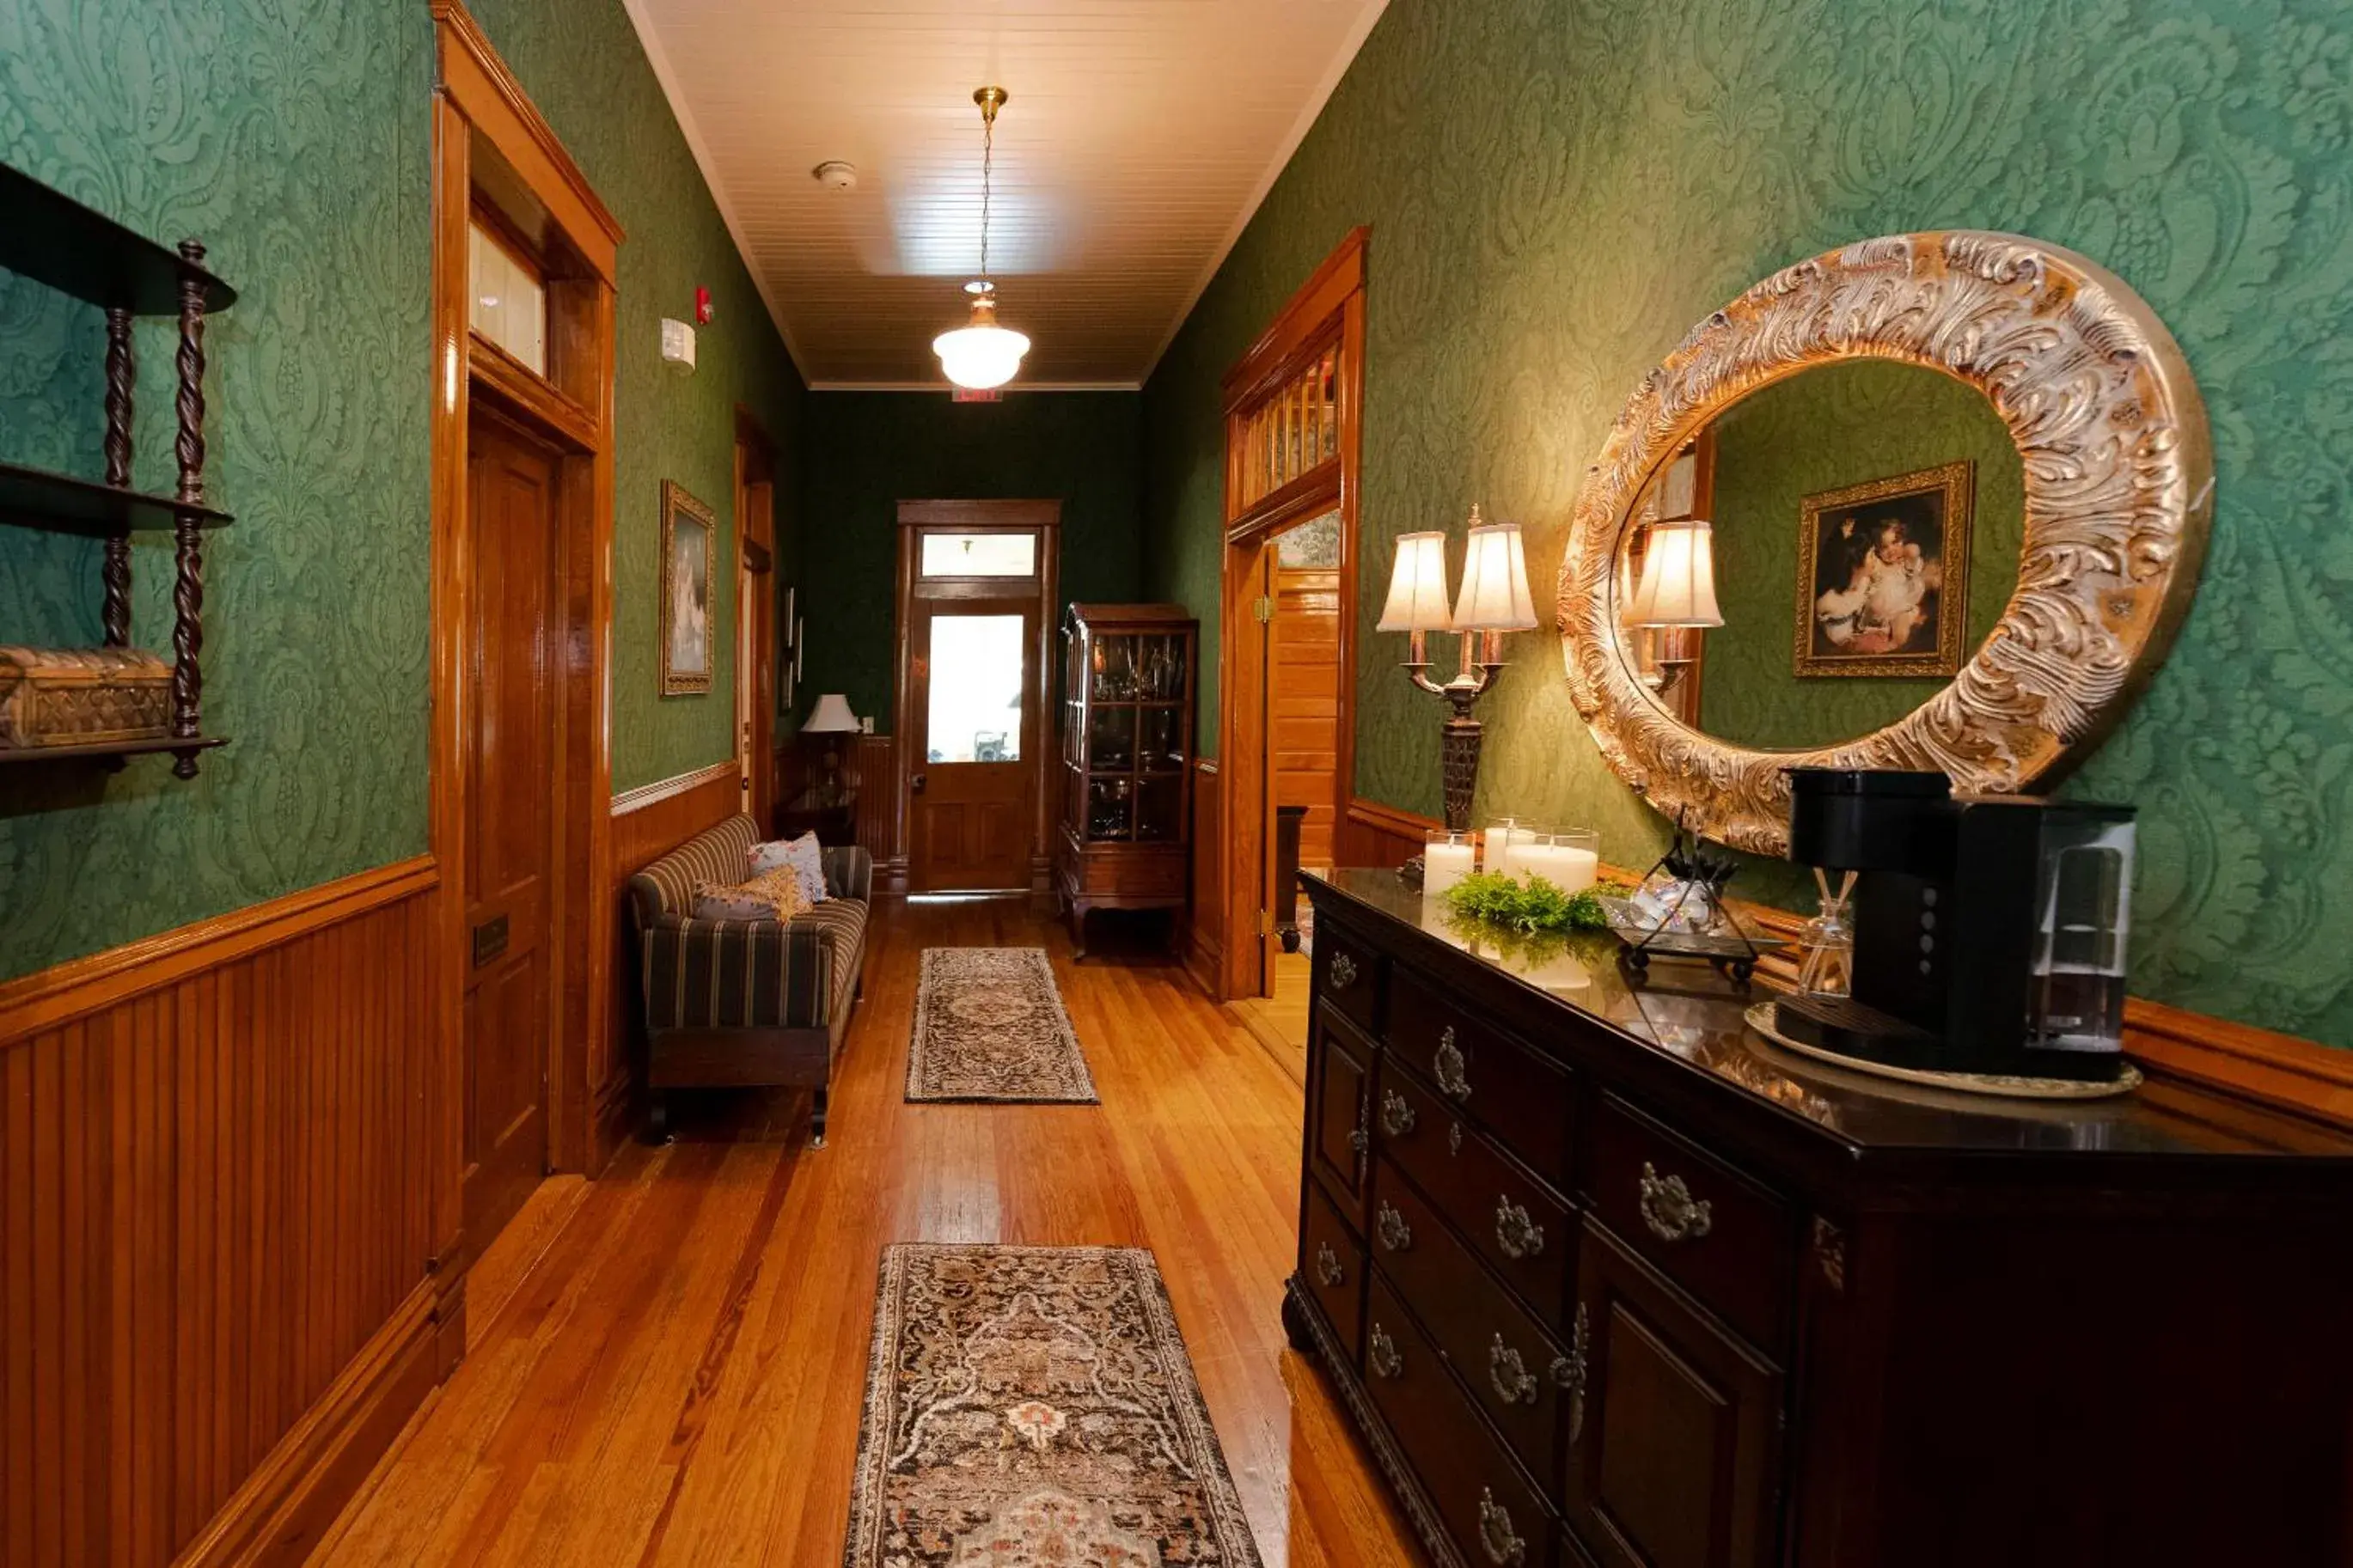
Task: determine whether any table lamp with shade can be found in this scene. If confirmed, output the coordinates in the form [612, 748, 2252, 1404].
[1378, 506, 1537, 833]
[801, 692, 861, 806]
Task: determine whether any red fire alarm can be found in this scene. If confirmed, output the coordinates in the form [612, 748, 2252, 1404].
[694, 286, 712, 326]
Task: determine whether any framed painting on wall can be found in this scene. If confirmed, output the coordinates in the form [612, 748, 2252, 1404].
[660, 480, 716, 695]
[1794, 459, 1974, 678]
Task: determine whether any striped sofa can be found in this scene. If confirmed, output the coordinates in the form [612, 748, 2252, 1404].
[625, 814, 872, 1145]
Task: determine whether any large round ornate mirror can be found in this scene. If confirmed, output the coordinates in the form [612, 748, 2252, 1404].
[1559, 231, 2214, 855]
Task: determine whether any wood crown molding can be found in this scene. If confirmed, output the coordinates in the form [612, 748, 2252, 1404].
[0, 856, 440, 1048]
[431, 0, 623, 280]
[611, 757, 743, 816]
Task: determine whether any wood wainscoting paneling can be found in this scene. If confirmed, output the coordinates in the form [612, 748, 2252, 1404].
[1336, 795, 1437, 870]
[852, 732, 900, 882]
[604, 760, 747, 1161]
[0, 859, 446, 1568]
[1185, 759, 1223, 997]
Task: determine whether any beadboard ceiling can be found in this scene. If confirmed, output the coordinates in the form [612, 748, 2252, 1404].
[620, 0, 1389, 388]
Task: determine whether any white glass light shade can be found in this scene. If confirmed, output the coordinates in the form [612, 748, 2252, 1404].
[1625, 518, 1725, 627]
[803, 692, 860, 733]
[932, 297, 1030, 390]
[1377, 531, 1455, 632]
[1452, 521, 1538, 631]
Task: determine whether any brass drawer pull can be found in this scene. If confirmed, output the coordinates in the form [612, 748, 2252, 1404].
[1314, 1242, 1345, 1288]
[1494, 1196, 1544, 1260]
[1329, 952, 1358, 990]
[1639, 1161, 1713, 1243]
[1433, 1025, 1471, 1101]
[1379, 1089, 1416, 1138]
[1368, 1321, 1403, 1379]
[1557, 1301, 1591, 1445]
[1477, 1488, 1527, 1565]
[1488, 1334, 1539, 1406]
[1376, 1201, 1413, 1253]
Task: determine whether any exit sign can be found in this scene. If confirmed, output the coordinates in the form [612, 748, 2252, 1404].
[951, 387, 1003, 403]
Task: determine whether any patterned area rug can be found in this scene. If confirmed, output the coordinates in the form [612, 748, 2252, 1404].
[908, 947, 1098, 1104]
[844, 1244, 1265, 1567]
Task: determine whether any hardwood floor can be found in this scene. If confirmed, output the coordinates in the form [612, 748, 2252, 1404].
[312, 895, 1421, 1566]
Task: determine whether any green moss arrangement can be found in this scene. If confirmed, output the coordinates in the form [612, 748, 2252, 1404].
[1441, 871, 1610, 936]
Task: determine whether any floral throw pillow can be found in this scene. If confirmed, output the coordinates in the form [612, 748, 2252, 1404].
[748, 832, 828, 906]
[691, 866, 808, 924]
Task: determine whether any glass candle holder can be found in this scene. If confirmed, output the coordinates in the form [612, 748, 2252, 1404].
[1423, 830, 1477, 900]
[1514, 827, 1599, 893]
[1482, 817, 1524, 878]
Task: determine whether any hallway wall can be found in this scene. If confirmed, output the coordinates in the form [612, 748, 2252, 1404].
[1140, 0, 2353, 1048]
[797, 391, 1146, 730]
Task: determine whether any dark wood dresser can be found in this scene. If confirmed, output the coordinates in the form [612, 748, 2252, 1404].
[1287, 869, 2353, 1568]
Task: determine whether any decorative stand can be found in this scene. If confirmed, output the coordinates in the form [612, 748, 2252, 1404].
[0, 163, 235, 775]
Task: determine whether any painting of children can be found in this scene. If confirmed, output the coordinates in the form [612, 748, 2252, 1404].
[1795, 461, 1974, 677]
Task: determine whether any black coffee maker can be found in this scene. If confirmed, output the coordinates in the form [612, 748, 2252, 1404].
[1773, 768, 2136, 1083]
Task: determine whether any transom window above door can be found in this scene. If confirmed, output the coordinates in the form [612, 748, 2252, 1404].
[920, 530, 1038, 578]
[468, 217, 547, 374]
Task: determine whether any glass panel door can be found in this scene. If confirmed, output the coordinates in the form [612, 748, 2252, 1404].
[926, 613, 1024, 763]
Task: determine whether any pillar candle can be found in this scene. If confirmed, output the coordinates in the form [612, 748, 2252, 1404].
[1423, 839, 1477, 900]
[1515, 841, 1598, 894]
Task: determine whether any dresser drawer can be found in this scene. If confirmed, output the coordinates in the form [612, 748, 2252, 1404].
[1366, 1273, 1561, 1568]
[1588, 1094, 1794, 1354]
[1299, 1178, 1365, 1364]
[1380, 1058, 1575, 1330]
[1317, 922, 1385, 1035]
[1372, 1161, 1576, 1495]
[1390, 968, 1572, 1188]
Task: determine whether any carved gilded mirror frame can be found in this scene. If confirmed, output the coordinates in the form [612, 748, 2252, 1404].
[1559, 230, 2214, 855]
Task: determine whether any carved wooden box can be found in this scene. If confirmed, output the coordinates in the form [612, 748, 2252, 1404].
[0, 645, 172, 749]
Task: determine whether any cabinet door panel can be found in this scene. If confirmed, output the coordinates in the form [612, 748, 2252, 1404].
[1568, 1223, 1780, 1568]
[1307, 1007, 1375, 1221]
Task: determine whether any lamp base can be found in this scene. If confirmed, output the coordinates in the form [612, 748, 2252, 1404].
[1440, 711, 1482, 834]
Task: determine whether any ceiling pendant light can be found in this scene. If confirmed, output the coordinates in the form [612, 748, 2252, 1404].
[933, 86, 1031, 390]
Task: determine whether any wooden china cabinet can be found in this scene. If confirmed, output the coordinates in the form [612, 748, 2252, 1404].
[1055, 603, 1197, 956]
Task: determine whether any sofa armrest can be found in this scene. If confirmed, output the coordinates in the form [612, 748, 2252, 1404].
[822, 845, 874, 903]
[640, 909, 853, 1032]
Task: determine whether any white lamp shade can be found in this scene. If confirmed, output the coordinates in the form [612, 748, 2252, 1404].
[1625, 518, 1724, 627]
[933, 297, 1030, 390]
[1377, 531, 1456, 632]
[1452, 521, 1538, 631]
[803, 692, 860, 733]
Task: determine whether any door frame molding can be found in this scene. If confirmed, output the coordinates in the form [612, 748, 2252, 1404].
[735, 405, 779, 827]
[888, 499, 1062, 904]
[1215, 228, 1368, 1001]
[428, 0, 622, 1339]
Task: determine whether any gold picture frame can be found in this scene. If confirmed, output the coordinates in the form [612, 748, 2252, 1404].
[659, 480, 716, 696]
[1794, 459, 1974, 679]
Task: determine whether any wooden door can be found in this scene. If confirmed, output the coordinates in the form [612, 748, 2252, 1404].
[736, 472, 775, 828]
[1568, 1222, 1782, 1568]
[1273, 558, 1341, 868]
[462, 412, 557, 1254]
[910, 600, 1038, 892]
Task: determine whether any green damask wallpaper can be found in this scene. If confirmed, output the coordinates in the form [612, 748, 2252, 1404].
[0, 0, 801, 979]
[1697, 359, 2024, 748]
[0, 0, 432, 979]
[798, 392, 1145, 729]
[1142, 0, 2353, 1046]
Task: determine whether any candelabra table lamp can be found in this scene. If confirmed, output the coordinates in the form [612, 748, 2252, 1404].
[1377, 506, 1537, 833]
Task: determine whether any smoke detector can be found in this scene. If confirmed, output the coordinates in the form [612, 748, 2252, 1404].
[812, 160, 859, 190]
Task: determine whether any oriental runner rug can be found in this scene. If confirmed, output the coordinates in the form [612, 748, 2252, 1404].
[908, 946, 1098, 1104]
[843, 1244, 1263, 1566]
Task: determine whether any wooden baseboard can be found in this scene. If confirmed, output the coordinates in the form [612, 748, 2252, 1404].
[173, 1279, 443, 1568]
[1184, 926, 1224, 1000]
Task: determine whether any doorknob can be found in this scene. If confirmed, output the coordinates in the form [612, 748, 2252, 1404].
[912, 772, 927, 793]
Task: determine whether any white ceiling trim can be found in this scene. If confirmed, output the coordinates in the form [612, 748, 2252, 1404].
[616, 0, 805, 373]
[1136, 0, 1389, 383]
